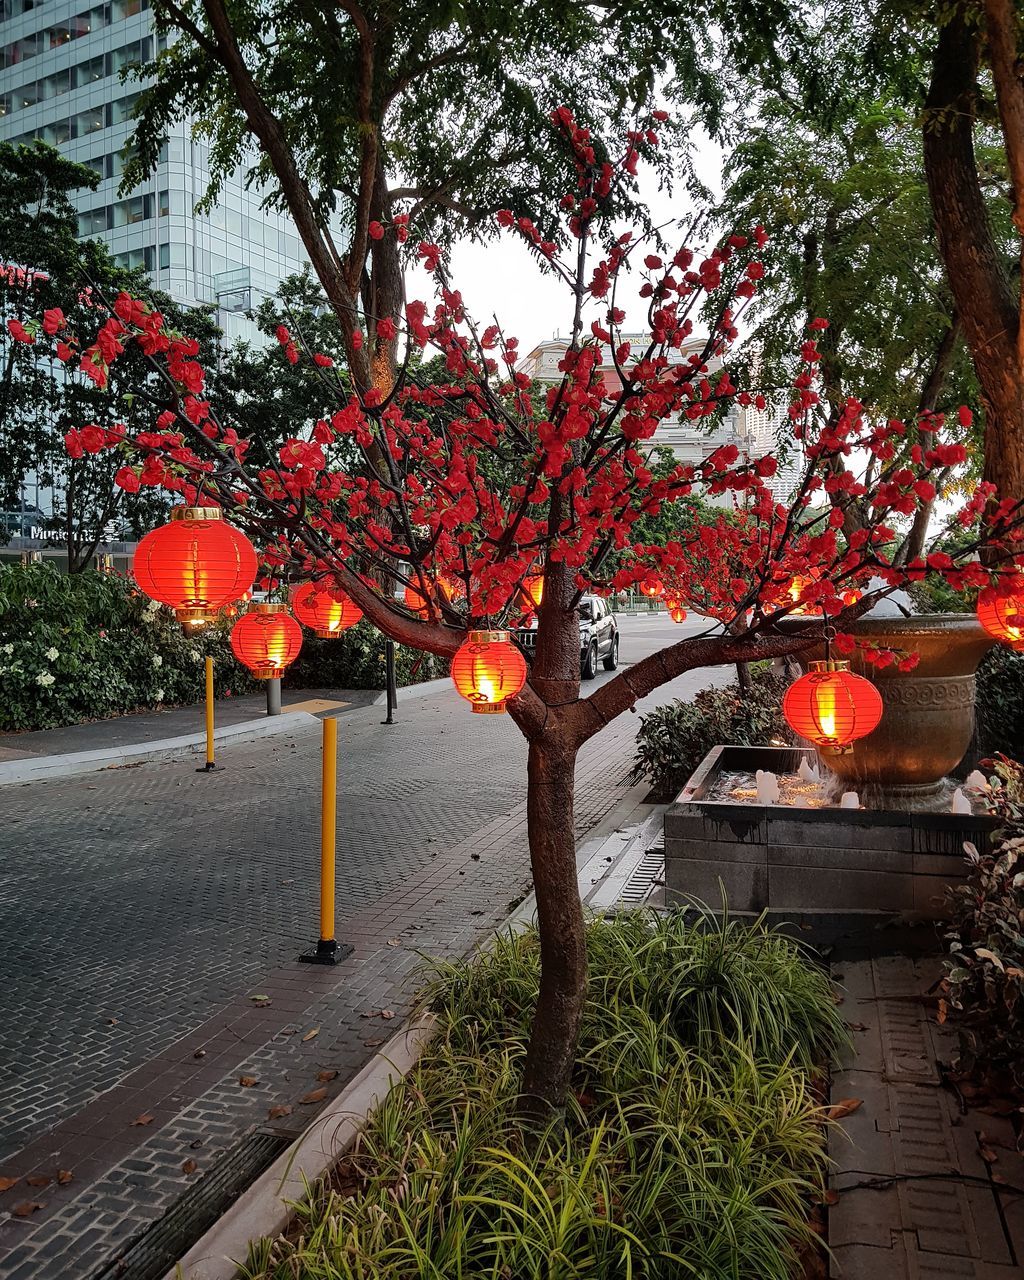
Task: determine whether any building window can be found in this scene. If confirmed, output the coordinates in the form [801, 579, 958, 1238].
[158, 242, 170, 270]
[158, 189, 169, 216]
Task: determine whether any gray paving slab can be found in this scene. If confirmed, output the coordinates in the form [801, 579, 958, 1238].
[827, 956, 1024, 1280]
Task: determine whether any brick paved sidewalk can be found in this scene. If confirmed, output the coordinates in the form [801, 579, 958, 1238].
[0, 686, 378, 763]
[0, 657, 711, 1280]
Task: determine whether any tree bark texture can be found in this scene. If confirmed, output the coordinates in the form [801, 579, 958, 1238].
[519, 732, 586, 1114]
[923, 5, 1024, 504]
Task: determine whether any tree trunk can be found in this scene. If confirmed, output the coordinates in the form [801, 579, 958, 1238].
[735, 660, 752, 695]
[922, 5, 1024, 505]
[519, 731, 586, 1115]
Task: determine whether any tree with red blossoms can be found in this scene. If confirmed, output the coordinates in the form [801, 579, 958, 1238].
[18, 111, 1024, 1112]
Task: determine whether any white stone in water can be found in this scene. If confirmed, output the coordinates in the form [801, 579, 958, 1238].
[755, 769, 780, 805]
[840, 791, 860, 809]
[797, 757, 821, 784]
[951, 788, 973, 815]
[965, 769, 988, 791]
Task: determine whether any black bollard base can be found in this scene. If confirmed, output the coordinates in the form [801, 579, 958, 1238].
[299, 938, 354, 966]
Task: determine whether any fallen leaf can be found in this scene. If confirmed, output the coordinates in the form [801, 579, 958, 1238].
[386, 938, 400, 947]
[826, 1098, 863, 1121]
[106, 1018, 119, 1026]
[130, 1112, 154, 1127]
[182, 1159, 198, 1176]
[251, 994, 271, 1005]
[25, 1175, 51, 1188]
[316, 1069, 338, 1083]
[189, 1139, 203, 1149]
[937, 999, 948, 1025]
[267, 1104, 293, 1120]
[845, 1021, 868, 1032]
[300, 1087, 327, 1105]
[12, 1201, 43, 1217]
[380, 1010, 395, 1020]
[302, 1028, 319, 1042]
[363, 1038, 384, 1047]
[193, 1049, 206, 1059]
[979, 1144, 999, 1165]
[57, 1170, 73, 1186]
[238, 1076, 259, 1088]
[819, 1189, 840, 1206]
[0, 1176, 19, 1192]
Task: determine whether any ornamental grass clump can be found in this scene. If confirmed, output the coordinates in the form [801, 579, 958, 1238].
[241, 911, 845, 1280]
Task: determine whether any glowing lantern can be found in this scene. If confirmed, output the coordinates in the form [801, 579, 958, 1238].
[404, 582, 430, 617]
[639, 576, 663, 599]
[291, 581, 362, 638]
[451, 630, 528, 714]
[782, 661, 883, 753]
[786, 575, 819, 616]
[522, 574, 545, 612]
[133, 506, 258, 626]
[230, 603, 303, 678]
[977, 589, 1024, 651]
[669, 605, 688, 624]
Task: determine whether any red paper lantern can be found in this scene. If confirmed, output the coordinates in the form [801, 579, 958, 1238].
[230, 603, 303, 678]
[522, 574, 544, 611]
[639, 575, 663, 599]
[977, 588, 1024, 651]
[134, 506, 258, 626]
[782, 661, 883, 752]
[404, 582, 430, 617]
[669, 605, 688, 624]
[291, 581, 362, 638]
[451, 630, 528, 714]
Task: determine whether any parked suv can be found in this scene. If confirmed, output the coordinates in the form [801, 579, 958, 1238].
[513, 594, 619, 680]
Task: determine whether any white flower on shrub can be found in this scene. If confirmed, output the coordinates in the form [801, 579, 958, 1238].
[1, 643, 13, 655]
[152, 654, 163, 669]
[36, 671, 55, 688]
[45, 647, 59, 661]
[154, 688, 165, 702]
[190, 648, 202, 662]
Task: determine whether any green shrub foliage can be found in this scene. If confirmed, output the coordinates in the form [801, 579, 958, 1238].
[943, 758, 1024, 1086]
[975, 646, 1024, 762]
[241, 911, 844, 1280]
[0, 562, 256, 730]
[632, 668, 794, 798]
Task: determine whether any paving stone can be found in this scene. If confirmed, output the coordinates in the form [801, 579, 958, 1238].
[0, 666, 708, 1278]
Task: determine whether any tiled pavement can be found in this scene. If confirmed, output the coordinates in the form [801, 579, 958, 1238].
[0, 655, 713, 1280]
[828, 955, 1024, 1277]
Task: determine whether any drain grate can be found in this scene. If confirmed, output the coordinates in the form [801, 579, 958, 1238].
[94, 1130, 290, 1280]
[619, 845, 665, 904]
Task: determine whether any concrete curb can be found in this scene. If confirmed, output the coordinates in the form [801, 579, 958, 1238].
[0, 711, 320, 788]
[165, 1013, 437, 1280]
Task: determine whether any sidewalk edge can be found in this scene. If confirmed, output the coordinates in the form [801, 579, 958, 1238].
[166, 1013, 438, 1280]
[0, 711, 320, 788]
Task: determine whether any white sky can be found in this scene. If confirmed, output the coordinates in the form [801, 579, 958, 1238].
[434, 131, 726, 355]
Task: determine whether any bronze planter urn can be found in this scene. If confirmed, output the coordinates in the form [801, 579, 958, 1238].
[783, 614, 995, 803]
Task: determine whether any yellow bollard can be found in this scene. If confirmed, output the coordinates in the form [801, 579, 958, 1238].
[197, 655, 218, 773]
[319, 716, 337, 943]
[300, 716, 353, 964]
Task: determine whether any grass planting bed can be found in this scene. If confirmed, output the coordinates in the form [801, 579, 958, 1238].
[241, 911, 846, 1279]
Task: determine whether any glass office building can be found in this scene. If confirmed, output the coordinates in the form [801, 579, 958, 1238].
[1, 0, 316, 341]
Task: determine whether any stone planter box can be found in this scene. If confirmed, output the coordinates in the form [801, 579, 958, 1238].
[664, 745, 997, 918]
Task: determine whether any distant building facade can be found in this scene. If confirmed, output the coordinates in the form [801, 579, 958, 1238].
[519, 335, 802, 502]
[1, 0, 317, 341]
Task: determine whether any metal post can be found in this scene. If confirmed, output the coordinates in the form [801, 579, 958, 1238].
[266, 676, 282, 716]
[196, 656, 218, 772]
[300, 717, 354, 965]
[382, 639, 397, 725]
